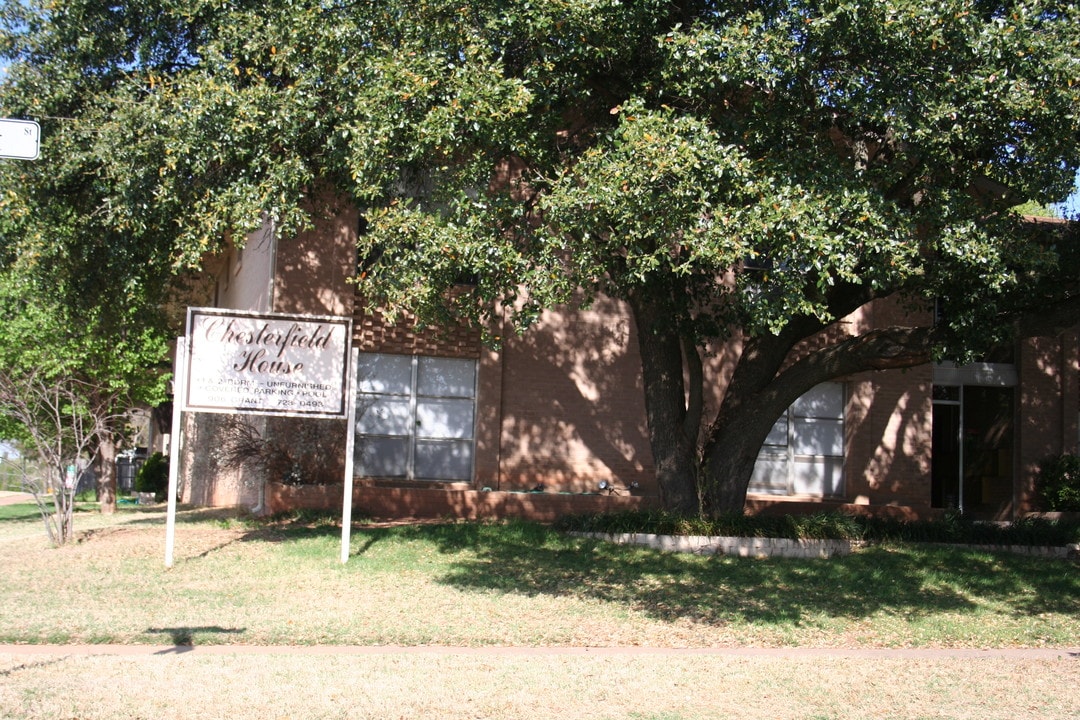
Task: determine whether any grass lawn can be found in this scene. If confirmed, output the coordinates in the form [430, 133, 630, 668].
[1, 503, 1077, 719]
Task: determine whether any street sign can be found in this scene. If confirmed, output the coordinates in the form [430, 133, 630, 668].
[0, 118, 40, 160]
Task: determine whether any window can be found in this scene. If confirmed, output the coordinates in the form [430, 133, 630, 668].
[749, 383, 845, 496]
[354, 353, 477, 481]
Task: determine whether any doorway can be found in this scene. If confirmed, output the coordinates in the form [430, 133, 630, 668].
[931, 382, 1015, 517]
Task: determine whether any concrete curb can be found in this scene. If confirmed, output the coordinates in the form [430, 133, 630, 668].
[571, 531, 859, 558]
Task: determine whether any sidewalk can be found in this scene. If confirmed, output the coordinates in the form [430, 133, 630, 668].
[2, 643, 1077, 659]
[0, 491, 34, 506]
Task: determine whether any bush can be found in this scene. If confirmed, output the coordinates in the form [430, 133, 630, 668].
[1036, 454, 1080, 512]
[134, 452, 169, 501]
[552, 510, 866, 541]
[554, 509, 1080, 546]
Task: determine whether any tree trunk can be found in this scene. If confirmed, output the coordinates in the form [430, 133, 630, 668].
[627, 287, 701, 515]
[699, 409, 779, 515]
[698, 340, 798, 516]
[698, 323, 941, 515]
[97, 435, 117, 514]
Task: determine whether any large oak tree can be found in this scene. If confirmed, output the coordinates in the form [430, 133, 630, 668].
[2, 0, 1077, 515]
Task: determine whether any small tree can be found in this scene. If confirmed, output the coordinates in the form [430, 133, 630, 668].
[134, 451, 170, 502]
[0, 368, 123, 545]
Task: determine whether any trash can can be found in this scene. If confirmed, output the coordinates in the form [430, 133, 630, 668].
[116, 450, 146, 493]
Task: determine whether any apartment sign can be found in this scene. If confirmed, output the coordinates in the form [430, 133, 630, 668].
[184, 308, 352, 418]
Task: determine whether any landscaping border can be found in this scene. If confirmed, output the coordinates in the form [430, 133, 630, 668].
[573, 532, 1080, 560]
[572, 532, 861, 558]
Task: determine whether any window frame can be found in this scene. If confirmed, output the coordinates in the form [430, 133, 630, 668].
[354, 353, 479, 482]
[750, 382, 846, 497]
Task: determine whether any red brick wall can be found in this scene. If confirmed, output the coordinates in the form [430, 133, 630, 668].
[845, 366, 934, 509]
[267, 482, 657, 521]
[1017, 331, 1079, 512]
[352, 303, 482, 359]
[493, 296, 656, 494]
[186, 198, 1080, 522]
[272, 193, 357, 318]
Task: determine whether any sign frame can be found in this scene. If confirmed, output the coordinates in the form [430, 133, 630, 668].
[166, 309, 357, 567]
[184, 307, 353, 419]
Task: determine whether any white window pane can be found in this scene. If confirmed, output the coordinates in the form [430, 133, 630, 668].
[749, 457, 789, 495]
[356, 353, 413, 395]
[764, 416, 788, 446]
[357, 397, 412, 436]
[417, 357, 476, 398]
[792, 382, 844, 419]
[792, 418, 843, 456]
[416, 398, 474, 439]
[792, 457, 843, 496]
[414, 440, 473, 480]
[357, 437, 409, 477]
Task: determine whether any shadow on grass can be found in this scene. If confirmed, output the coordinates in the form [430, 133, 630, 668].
[0, 657, 68, 677]
[0, 504, 44, 522]
[60, 508, 1075, 630]
[145, 625, 246, 647]
[357, 522, 1080, 627]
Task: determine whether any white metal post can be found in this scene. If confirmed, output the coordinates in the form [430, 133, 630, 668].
[165, 337, 187, 568]
[340, 348, 359, 564]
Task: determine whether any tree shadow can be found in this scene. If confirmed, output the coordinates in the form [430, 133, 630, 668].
[0, 657, 69, 677]
[145, 625, 246, 648]
[493, 297, 654, 492]
[389, 523, 1080, 628]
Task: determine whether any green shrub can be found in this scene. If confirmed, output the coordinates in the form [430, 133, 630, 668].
[554, 510, 1080, 546]
[553, 510, 866, 541]
[134, 452, 169, 501]
[1036, 454, 1080, 512]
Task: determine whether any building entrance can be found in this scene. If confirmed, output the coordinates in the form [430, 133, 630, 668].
[931, 376, 1015, 518]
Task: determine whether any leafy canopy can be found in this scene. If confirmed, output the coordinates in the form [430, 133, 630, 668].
[1, 0, 1077, 366]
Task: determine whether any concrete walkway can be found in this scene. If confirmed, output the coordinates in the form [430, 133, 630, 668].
[2, 644, 1077, 659]
[0, 491, 35, 506]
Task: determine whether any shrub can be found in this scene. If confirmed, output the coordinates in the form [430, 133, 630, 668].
[134, 452, 169, 501]
[553, 510, 866, 541]
[554, 510, 1080, 546]
[1036, 454, 1080, 512]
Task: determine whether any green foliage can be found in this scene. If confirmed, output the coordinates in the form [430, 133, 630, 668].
[1036, 454, 1080, 512]
[3, 0, 1078, 515]
[553, 509, 867, 541]
[133, 452, 169, 501]
[3, 0, 1075, 338]
[554, 510, 1080, 546]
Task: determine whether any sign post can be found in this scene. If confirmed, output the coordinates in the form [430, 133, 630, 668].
[340, 348, 359, 564]
[0, 119, 40, 160]
[167, 309, 354, 567]
[164, 338, 187, 568]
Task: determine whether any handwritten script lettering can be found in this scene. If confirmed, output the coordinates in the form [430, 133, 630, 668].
[186, 310, 350, 417]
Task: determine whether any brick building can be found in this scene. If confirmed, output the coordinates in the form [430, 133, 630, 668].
[177, 203, 1080, 521]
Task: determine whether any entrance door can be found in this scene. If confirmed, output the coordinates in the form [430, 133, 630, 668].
[931, 381, 1015, 517]
[931, 390, 961, 509]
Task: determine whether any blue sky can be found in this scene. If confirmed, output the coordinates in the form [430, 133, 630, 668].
[1055, 170, 1080, 218]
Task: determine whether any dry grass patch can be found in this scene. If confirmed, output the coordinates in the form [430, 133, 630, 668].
[0, 650, 1077, 720]
[2, 504, 1079, 718]
[0, 505, 1077, 649]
